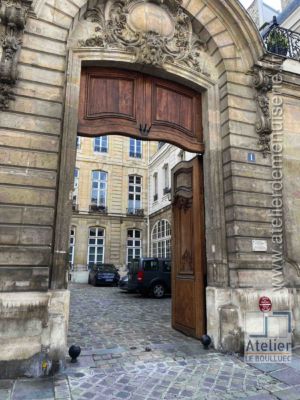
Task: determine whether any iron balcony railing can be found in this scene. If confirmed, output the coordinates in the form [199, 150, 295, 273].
[72, 203, 79, 212]
[129, 152, 142, 159]
[263, 17, 300, 61]
[89, 204, 108, 213]
[126, 208, 144, 216]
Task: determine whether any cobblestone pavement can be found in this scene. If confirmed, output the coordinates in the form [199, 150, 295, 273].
[2, 284, 300, 400]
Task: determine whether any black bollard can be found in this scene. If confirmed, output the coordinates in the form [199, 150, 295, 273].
[200, 335, 212, 350]
[69, 345, 81, 363]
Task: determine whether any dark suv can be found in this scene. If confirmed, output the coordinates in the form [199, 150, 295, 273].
[128, 258, 171, 298]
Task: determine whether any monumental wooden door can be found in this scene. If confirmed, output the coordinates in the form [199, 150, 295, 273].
[78, 68, 206, 337]
[78, 68, 204, 153]
[171, 156, 206, 338]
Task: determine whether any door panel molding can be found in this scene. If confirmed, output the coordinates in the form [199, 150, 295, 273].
[78, 68, 204, 153]
[172, 156, 206, 338]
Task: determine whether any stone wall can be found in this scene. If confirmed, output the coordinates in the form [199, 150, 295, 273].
[0, 290, 69, 378]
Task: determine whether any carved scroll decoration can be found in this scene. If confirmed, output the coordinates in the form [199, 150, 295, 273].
[0, 0, 32, 110]
[253, 67, 273, 157]
[79, 0, 208, 74]
[182, 249, 193, 273]
[173, 196, 192, 213]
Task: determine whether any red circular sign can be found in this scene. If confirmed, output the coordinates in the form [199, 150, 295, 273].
[259, 296, 272, 312]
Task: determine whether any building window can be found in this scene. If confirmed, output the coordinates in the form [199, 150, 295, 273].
[69, 227, 76, 266]
[163, 164, 169, 191]
[76, 137, 81, 150]
[88, 227, 105, 266]
[129, 138, 142, 158]
[158, 141, 165, 150]
[91, 170, 108, 207]
[153, 172, 158, 202]
[73, 168, 79, 206]
[128, 175, 142, 213]
[178, 149, 185, 161]
[94, 136, 108, 153]
[152, 220, 171, 258]
[127, 229, 142, 263]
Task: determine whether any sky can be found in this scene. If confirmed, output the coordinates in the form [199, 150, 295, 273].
[240, 0, 282, 11]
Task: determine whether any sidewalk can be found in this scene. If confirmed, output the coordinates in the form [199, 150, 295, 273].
[1, 351, 300, 400]
[0, 375, 71, 400]
[2, 285, 300, 400]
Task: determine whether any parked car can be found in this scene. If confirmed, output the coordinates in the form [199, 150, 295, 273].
[88, 263, 120, 286]
[128, 258, 171, 298]
[118, 274, 129, 291]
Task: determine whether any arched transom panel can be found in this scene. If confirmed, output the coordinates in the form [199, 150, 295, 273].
[78, 67, 204, 152]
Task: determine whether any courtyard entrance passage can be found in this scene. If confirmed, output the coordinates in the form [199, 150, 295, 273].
[64, 284, 296, 400]
[78, 67, 206, 339]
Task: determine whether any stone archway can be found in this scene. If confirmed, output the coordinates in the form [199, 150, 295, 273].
[51, 0, 265, 351]
[3, 0, 285, 377]
[52, 0, 267, 352]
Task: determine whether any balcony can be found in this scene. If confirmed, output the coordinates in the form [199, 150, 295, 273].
[72, 203, 79, 212]
[127, 208, 144, 217]
[263, 18, 300, 61]
[129, 152, 142, 159]
[89, 204, 108, 214]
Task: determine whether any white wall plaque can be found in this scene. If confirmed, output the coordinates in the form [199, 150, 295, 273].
[252, 240, 268, 252]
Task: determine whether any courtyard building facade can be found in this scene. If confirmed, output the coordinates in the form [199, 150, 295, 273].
[0, 0, 300, 378]
[70, 138, 193, 280]
[70, 135, 157, 280]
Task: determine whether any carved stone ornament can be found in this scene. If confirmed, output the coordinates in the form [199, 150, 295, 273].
[79, 0, 208, 74]
[253, 67, 273, 157]
[0, 0, 32, 110]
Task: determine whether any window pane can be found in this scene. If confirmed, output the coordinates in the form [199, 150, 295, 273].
[152, 242, 157, 257]
[163, 261, 171, 272]
[143, 260, 159, 271]
[88, 227, 105, 264]
[127, 229, 142, 263]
